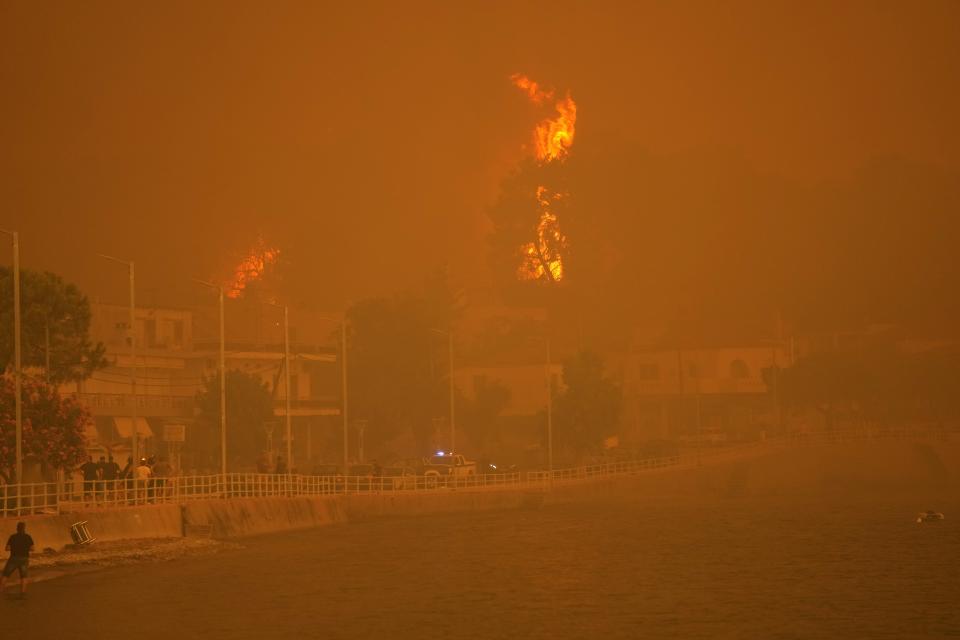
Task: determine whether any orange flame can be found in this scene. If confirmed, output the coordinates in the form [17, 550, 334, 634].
[510, 73, 554, 104]
[518, 187, 566, 282]
[512, 74, 576, 282]
[511, 74, 577, 163]
[227, 239, 280, 299]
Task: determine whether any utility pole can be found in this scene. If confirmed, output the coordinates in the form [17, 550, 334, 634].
[283, 305, 292, 471]
[130, 263, 136, 468]
[341, 319, 348, 473]
[219, 287, 226, 483]
[429, 328, 456, 453]
[1, 230, 23, 500]
[676, 348, 685, 438]
[194, 279, 228, 486]
[99, 254, 137, 467]
[545, 337, 553, 474]
[448, 330, 455, 454]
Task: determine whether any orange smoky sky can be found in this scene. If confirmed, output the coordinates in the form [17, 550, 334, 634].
[1, 1, 958, 319]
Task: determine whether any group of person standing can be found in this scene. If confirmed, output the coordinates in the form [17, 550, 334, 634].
[77, 454, 174, 503]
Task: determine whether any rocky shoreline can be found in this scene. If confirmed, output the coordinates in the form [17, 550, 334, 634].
[26, 537, 240, 585]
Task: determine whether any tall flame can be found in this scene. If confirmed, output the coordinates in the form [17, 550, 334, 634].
[227, 238, 280, 299]
[511, 74, 576, 282]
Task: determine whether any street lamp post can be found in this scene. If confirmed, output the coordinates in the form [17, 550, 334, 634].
[316, 314, 349, 473]
[531, 335, 553, 475]
[545, 337, 553, 475]
[1, 229, 23, 498]
[341, 319, 348, 473]
[261, 302, 294, 472]
[283, 306, 292, 472]
[98, 254, 138, 467]
[194, 280, 227, 487]
[430, 329, 455, 454]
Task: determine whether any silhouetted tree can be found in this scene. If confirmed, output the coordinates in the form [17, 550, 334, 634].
[344, 271, 468, 454]
[0, 268, 106, 383]
[196, 370, 275, 468]
[0, 374, 90, 482]
[552, 350, 621, 459]
[459, 377, 511, 452]
[766, 346, 960, 430]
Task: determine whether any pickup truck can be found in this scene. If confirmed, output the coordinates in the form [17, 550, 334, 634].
[422, 452, 477, 478]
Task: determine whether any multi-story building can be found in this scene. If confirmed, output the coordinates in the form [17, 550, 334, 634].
[72, 303, 342, 471]
[621, 338, 790, 444]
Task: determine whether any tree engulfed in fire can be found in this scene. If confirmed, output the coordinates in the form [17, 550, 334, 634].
[227, 238, 280, 299]
[511, 74, 576, 283]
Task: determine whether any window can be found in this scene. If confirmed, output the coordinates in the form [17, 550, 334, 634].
[144, 318, 157, 347]
[472, 374, 487, 393]
[636, 363, 659, 380]
[172, 320, 184, 347]
[730, 359, 750, 379]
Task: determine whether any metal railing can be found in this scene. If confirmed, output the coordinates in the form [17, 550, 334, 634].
[4, 428, 949, 518]
[0, 470, 530, 518]
[528, 455, 683, 485]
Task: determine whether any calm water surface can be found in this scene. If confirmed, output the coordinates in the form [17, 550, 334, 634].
[5, 487, 959, 638]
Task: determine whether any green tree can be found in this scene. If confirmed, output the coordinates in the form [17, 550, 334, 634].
[0, 374, 90, 482]
[552, 350, 621, 459]
[0, 268, 107, 383]
[196, 370, 275, 468]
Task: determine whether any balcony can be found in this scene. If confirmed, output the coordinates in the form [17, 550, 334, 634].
[76, 393, 195, 417]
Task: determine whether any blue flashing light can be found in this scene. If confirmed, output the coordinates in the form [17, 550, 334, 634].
[436, 451, 445, 456]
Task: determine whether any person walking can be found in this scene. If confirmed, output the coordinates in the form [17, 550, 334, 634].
[101, 455, 121, 503]
[0, 522, 35, 597]
[135, 458, 152, 503]
[80, 455, 100, 503]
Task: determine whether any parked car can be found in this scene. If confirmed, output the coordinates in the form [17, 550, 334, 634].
[347, 464, 375, 491]
[381, 466, 417, 490]
[422, 452, 477, 478]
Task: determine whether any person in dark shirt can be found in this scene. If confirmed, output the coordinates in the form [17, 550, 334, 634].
[80, 455, 100, 501]
[1, 522, 35, 596]
[102, 455, 121, 501]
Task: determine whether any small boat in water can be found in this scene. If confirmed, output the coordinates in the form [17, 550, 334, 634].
[916, 510, 944, 523]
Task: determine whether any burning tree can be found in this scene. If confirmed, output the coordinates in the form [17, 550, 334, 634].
[224, 236, 283, 302]
[502, 74, 578, 284]
[0, 374, 91, 483]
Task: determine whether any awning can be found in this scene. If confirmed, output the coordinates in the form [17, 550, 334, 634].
[113, 417, 154, 439]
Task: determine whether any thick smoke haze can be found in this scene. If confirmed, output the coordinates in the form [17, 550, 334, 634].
[2, 1, 958, 334]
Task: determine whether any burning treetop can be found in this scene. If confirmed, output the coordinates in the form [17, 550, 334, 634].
[511, 74, 577, 283]
[227, 238, 280, 299]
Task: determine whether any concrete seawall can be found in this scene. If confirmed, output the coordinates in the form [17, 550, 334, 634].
[182, 496, 347, 538]
[19, 488, 547, 550]
[19, 504, 183, 551]
[18, 439, 955, 551]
